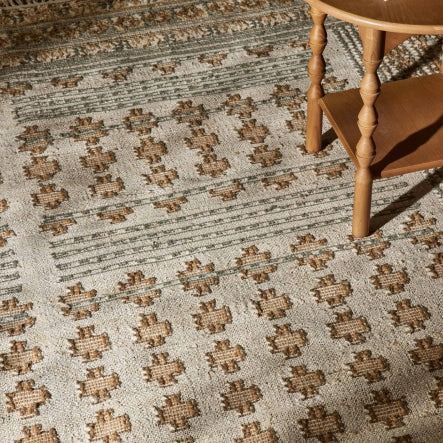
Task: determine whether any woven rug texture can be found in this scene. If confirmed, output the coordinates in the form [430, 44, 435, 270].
[0, 1, 442, 442]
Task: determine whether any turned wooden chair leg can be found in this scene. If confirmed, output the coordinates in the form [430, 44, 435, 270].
[306, 7, 327, 153]
[352, 28, 385, 238]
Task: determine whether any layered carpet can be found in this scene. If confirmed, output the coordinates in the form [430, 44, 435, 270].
[0, 1, 442, 442]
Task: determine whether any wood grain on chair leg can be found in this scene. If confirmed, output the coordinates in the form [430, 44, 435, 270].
[358, 27, 411, 55]
[306, 8, 327, 154]
[352, 28, 385, 238]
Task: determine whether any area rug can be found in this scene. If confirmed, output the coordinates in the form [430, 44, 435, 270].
[0, 1, 442, 442]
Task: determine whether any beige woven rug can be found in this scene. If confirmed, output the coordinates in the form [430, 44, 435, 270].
[0, 1, 442, 442]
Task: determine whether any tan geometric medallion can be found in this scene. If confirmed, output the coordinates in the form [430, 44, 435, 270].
[134, 137, 167, 163]
[430, 377, 443, 408]
[323, 75, 349, 91]
[1, 340, 43, 375]
[156, 393, 200, 431]
[206, 340, 246, 374]
[209, 180, 244, 201]
[78, 366, 121, 403]
[185, 128, 219, 153]
[97, 207, 134, 224]
[389, 299, 430, 332]
[172, 100, 207, 126]
[427, 252, 443, 279]
[365, 389, 410, 429]
[328, 310, 370, 344]
[23, 156, 60, 181]
[370, 264, 410, 294]
[40, 218, 76, 236]
[408, 336, 443, 371]
[351, 231, 391, 260]
[298, 405, 345, 442]
[87, 409, 131, 442]
[262, 172, 297, 190]
[311, 274, 352, 307]
[177, 258, 219, 296]
[117, 271, 161, 307]
[89, 174, 124, 199]
[14, 424, 59, 443]
[291, 234, 335, 271]
[224, 94, 257, 119]
[286, 110, 305, 133]
[60, 283, 99, 320]
[348, 350, 389, 383]
[234, 421, 279, 443]
[314, 161, 348, 180]
[237, 119, 269, 144]
[133, 313, 172, 347]
[193, 300, 232, 334]
[6, 379, 51, 418]
[0, 298, 35, 336]
[0, 225, 15, 247]
[412, 226, 442, 250]
[248, 145, 282, 168]
[68, 326, 111, 362]
[144, 164, 178, 188]
[0, 81, 32, 96]
[69, 117, 107, 145]
[403, 211, 436, 232]
[80, 147, 116, 173]
[51, 75, 83, 88]
[17, 125, 53, 154]
[267, 324, 307, 359]
[196, 152, 231, 178]
[252, 288, 292, 320]
[31, 184, 69, 210]
[235, 245, 277, 284]
[0, 198, 8, 213]
[403, 211, 441, 249]
[221, 379, 262, 416]
[123, 108, 158, 135]
[144, 352, 185, 386]
[272, 84, 304, 111]
[152, 60, 177, 75]
[153, 196, 188, 213]
[284, 365, 326, 399]
[102, 66, 133, 82]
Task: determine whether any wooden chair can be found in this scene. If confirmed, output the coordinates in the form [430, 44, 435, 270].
[304, 0, 443, 238]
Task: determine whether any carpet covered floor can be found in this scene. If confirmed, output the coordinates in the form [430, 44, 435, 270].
[0, 1, 442, 442]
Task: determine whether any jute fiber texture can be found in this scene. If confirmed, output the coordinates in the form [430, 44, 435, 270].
[0, 1, 442, 442]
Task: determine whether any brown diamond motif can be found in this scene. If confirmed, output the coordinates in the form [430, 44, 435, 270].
[267, 324, 307, 359]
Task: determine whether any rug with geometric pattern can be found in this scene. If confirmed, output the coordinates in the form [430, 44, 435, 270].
[0, 1, 442, 442]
